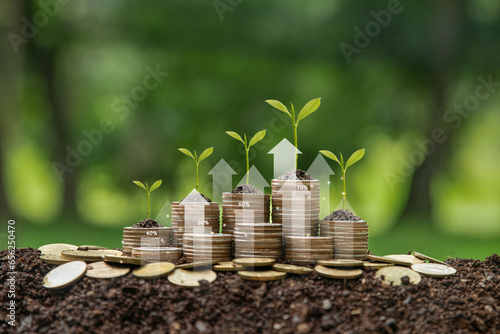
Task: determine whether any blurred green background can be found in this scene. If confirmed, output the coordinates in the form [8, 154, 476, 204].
[0, 0, 499, 260]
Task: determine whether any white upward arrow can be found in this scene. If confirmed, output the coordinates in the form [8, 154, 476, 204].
[208, 158, 237, 203]
[268, 138, 301, 179]
[180, 189, 210, 233]
[237, 165, 270, 193]
[307, 154, 335, 218]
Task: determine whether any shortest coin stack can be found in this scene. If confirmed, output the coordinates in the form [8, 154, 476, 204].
[320, 220, 368, 260]
[183, 233, 232, 262]
[284, 236, 334, 263]
[234, 223, 282, 259]
[122, 227, 172, 256]
[132, 247, 181, 263]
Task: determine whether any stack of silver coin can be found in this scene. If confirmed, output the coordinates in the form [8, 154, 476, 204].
[320, 219, 369, 260]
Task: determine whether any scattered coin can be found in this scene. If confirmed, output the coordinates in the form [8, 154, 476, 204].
[363, 262, 392, 270]
[233, 258, 275, 267]
[43, 261, 87, 290]
[176, 260, 221, 269]
[272, 263, 313, 275]
[384, 254, 425, 265]
[86, 261, 130, 279]
[314, 265, 363, 279]
[411, 263, 456, 278]
[375, 266, 421, 286]
[413, 251, 448, 266]
[168, 269, 217, 287]
[61, 249, 123, 262]
[104, 255, 145, 266]
[40, 255, 72, 265]
[213, 262, 245, 272]
[38, 243, 78, 256]
[317, 259, 364, 267]
[366, 254, 413, 266]
[238, 270, 286, 281]
[78, 245, 109, 250]
[132, 262, 176, 279]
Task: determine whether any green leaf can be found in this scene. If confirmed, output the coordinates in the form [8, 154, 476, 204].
[249, 130, 266, 147]
[345, 148, 365, 169]
[149, 180, 162, 193]
[319, 150, 341, 165]
[297, 98, 321, 122]
[266, 99, 291, 117]
[178, 148, 195, 160]
[198, 147, 213, 163]
[226, 131, 244, 143]
[133, 181, 147, 190]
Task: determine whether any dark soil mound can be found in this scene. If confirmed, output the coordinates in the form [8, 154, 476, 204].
[231, 184, 263, 195]
[2, 248, 499, 334]
[132, 218, 164, 228]
[324, 209, 361, 221]
[278, 169, 313, 180]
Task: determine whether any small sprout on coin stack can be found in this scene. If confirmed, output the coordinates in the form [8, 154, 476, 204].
[319, 148, 365, 210]
[225, 130, 266, 184]
[178, 147, 213, 191]
[266, 97, 321, 169]
[133, 179, 162, 219]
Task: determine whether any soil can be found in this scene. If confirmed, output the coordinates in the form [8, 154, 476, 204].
[1, 248, 499, 333]
[132, 219, 164, 228]
[324, 209, 361, 221]
[278, 169, 313, 181]
[231, 184, 263, 195]
[182, 192, 212, 203]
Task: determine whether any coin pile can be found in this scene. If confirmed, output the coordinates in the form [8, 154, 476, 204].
[182, 233, 232, 262]
[122, 227, 172, 256]
[222, 193, 270, 235]
[171, 201, 220, 247]
[283, 235, 334, 262]
[131, 247, 182, 263]
[320, 219, 368, 260]
[272, 179, 320, 236]
[233, 222, 282, 259]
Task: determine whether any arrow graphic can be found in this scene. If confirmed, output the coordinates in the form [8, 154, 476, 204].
[268, 138, 301, 179]
[307, 154, 335, 218]
[180, 189, 210, 263]
[208, 158, 237, 203]
[237, 165, 270, 193]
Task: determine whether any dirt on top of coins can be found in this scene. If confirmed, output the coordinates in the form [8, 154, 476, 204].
[278, 169, 313, 181]
[131, 218, 164, 228]
[1, 248, 499, 334]
[181, 192, 213, 202]
[323, 209, 361, 221]
[231, 184, 263, 194]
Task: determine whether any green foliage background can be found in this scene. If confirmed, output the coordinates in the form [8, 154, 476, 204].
[0, 0, 499, 259]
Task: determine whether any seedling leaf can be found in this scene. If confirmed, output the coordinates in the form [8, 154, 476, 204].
[178, 148, 195, 160]
[226, 131, 244, 143]
[319, 150, 340, 165]
[198, 147, 214, 163]
[266, 99, 291, 117]
[149, 180, 162, 193]
[249, 130, 266, 147]
[297, 98, 321, 122]
[133, 181, 147, 190]
[345, 148, 365, 169]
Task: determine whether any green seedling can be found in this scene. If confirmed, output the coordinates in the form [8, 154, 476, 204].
[178, 147, 214, 191]
[133, 180, 162, 219]
[226, 130, 266, 184]
[266, 97, 321, 169]
[319, 149, 365, 210]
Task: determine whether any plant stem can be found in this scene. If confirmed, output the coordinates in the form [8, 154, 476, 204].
[342, 168, 347, 210]
[245, 148, 250, 184]
[196, 163, 199, 191]
[147, 192, 150, 218]
[293, 123, 298, 170]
